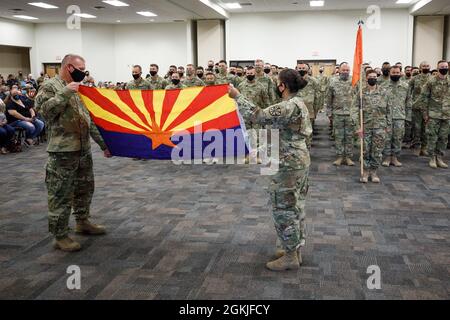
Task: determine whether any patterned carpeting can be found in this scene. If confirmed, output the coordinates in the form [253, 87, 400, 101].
[0, 113, 449, 300]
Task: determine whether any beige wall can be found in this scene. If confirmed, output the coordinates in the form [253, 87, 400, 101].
[0, 45, 31, 78]
[445, 15, 450, 60]
[197, 20, 224, 67]
[413, 16, 445, 66]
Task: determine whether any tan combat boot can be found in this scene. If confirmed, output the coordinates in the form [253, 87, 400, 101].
[391, 156, 402, 167]
[274, 248, 303, 265]
[436, 156, 448, 168]
[429, 156, 438, 169]
[360, 170, 369, 183]
[54, 236, 81, 252]
[75, 219, 106, 235]
[420, 147, 429, 156]
[370, 170, 381, 183]
[333, 156, 344, 166]
[266, 250, 300, 271]
[345, 157, 355, 166]
[382, 156, 392, 167]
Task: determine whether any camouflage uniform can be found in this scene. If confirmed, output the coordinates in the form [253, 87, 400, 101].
[35, 76, 107, 240]
[216, 72, 236, 86]
[165, 82, 186, 90]
[326, 76, 357, 157]
[182, 76, 205, 88]
[234, 75, 245, 88]
[378, 75, 390, 86]
[353, 85, 391, 170]
[125, 77, 151, 90]
[316, 74, 329, 117]
[256, 73, 277, 105]
[417, 76, 450, 157]
[147, 75, 168, 90]
[296, 76, 320, 148]
[235, 94, 312, 252]
[382, 80, 412, 157]
[409, 73, 430, 149]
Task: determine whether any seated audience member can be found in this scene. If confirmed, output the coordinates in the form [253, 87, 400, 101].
[0, 98, 15, 154]
[6, 88, 44, 146]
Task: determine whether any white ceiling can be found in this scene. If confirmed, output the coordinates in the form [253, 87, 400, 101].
[0, 0, 447, 24]
[218, 0, 418, 12]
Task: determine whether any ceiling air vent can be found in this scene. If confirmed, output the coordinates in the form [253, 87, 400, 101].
[240, 3, 253, 6]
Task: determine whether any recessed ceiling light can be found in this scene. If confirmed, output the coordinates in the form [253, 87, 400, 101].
[13, 15, 39, 20]
[102, 0, 129, 7]
[28, 2, 58, 9]
[137, 11, 157, 17]
[116, 20, 121, 22]
[74, 13, 97, 18]
[223, 2, 242, 9]
[396, 0, 412, 4]
[310, 0, 324, 7]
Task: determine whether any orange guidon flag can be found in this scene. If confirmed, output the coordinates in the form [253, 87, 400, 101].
[78, 84, 248, 160]
[352, 21, 363, 87]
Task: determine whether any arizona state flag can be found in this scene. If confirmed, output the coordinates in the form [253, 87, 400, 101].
[352, 21, 363, 87]
[78, 84, 248, 160]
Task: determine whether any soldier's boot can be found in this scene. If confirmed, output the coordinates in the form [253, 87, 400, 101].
[436, 156, 448, 169]
[413, 148, 421, 157]
[382, 156, 392, 167]
[53, 236, 81, 252]
[345, 158, 355, 166]
[370, 170, 381, 183]
[75, 219, 106, 235]
[274, 248, 303, 265]
[333, 156, 344, 166]
[429, 156, 438, 169]
[391, 156, 403, 167]
[420, 147, 429, 157]
[266, 250, 300, 271]
[360, 171, 369, 183]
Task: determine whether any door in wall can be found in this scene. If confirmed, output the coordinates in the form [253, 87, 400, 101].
[43, 63, 61, 78]
[297, 59, 337, 77]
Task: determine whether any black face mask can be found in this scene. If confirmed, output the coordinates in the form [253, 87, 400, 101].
[197, 73, 204, 78]
[172, 79, 180, 85]
[246, 75, 255, 82]
[319, 70, 324, 74]
[299, 70, 307, 77]
[132, 73, 141, 80]
[13, 94, 20, 100]
[390, 75, 401, 82]
[264, 68, 271, 74]
[208, 66, 214, 70]
[214, 68, 219, 74]
[150, 71, 157, 77]
[178, 72, 184, 77]
[236, 73, 243, 77]
[69, 65, 87, 82]
[405, 72, 411, 77]
[368, 78, 377, 86]
[382, 69, 389, 76]
[422, 68, 430, 74]
[230, 71, 236, 75]
[438, 68, 448, 75]
[169, 71, 174, 76]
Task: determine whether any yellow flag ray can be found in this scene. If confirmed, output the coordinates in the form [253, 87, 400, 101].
[161, 87, 204, 131]
[81, 95, 148, 133]
[97, 89, 152, 131]
[170, 95, 236, 132]
[152, 90, 166, 127]
[128, 90, 154, 130]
